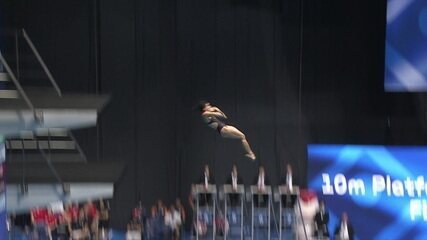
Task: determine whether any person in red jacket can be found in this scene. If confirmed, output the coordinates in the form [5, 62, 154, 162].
[66, 203, 79, 222]
[84, 200, 99, 238]
[56, 211, 71, 240]
[46, 209, 58, 240]
[31, 207, 48, 239]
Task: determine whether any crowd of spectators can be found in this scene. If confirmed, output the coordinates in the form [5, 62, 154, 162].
[9, 199, 110, 240]
[126, 199, 186, 240]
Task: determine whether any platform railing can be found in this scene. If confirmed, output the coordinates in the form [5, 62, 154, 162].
[0, 28, 90, 195]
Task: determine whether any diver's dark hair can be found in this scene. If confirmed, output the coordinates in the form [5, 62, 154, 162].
[197, 100, 209, 112]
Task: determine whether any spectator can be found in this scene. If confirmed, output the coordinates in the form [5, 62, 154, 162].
[314, 200, 329, 238]
[175, 198, 186, 233]
[165, 205, 182, 240]
[126, 213, 142, 240]
[46, 208, 58, 240]
[334, 212, 354, 240]
[98, 199, 110, 238]
[157, 200, 165, 217]
[134, 201, 147, 225]
[56, 210, 71, 240]
[71, 209, 89, 240]
[145, 206, 159, 239]
[66, 202, 79, 223]
[31, 206, 48, 239]
[84, 199, 99, 239]
[10, 212, 32, 238]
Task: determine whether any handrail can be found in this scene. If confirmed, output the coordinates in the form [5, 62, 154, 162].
[21, 29, 88, 163]
[67, 130, 88, 162]
[2, 28, 88, 194]
[22, 29, 62, 96]
[0, 50, 35, 111]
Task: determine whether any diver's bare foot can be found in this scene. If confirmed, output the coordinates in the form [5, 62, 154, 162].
[245, 152, 256, 161]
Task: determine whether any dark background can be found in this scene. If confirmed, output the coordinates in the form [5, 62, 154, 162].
[2, 0, 427, 229]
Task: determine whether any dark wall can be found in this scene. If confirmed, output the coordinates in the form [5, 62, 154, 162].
[6, 0, 427, 229]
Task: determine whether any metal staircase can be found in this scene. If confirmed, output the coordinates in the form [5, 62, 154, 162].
[6, 128, 87, 163]
[0, 71, 18, 99]
[0, 57, 87, 163]
[0, 29, 109, 137]
[0, 28, 118, 213]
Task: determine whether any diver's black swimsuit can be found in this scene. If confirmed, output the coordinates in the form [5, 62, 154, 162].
[207, 116, 226, 133]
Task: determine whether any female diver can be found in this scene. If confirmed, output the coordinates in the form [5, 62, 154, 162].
[199, 101, 256, 160]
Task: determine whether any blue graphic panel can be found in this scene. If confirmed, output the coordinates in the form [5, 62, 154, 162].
[308, 144, 427, 240]
[385, 0, 427, 91]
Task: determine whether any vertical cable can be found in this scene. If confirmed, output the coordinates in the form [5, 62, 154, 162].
[173, 0, 180, 199]
[93, 0, 102, 163]
[298, 0, 304, 137]
[93, 0, 101, 94]
[133, 0, 139, 204]
[273, 0, 280, 184]
[233, 0, 238, 119]
[297, 0, 304, 185]
[297, 1, 308, 240]
[21, 140, 26, 194]
[212, 0, 218, 181]
[15, 30, 20, 79]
